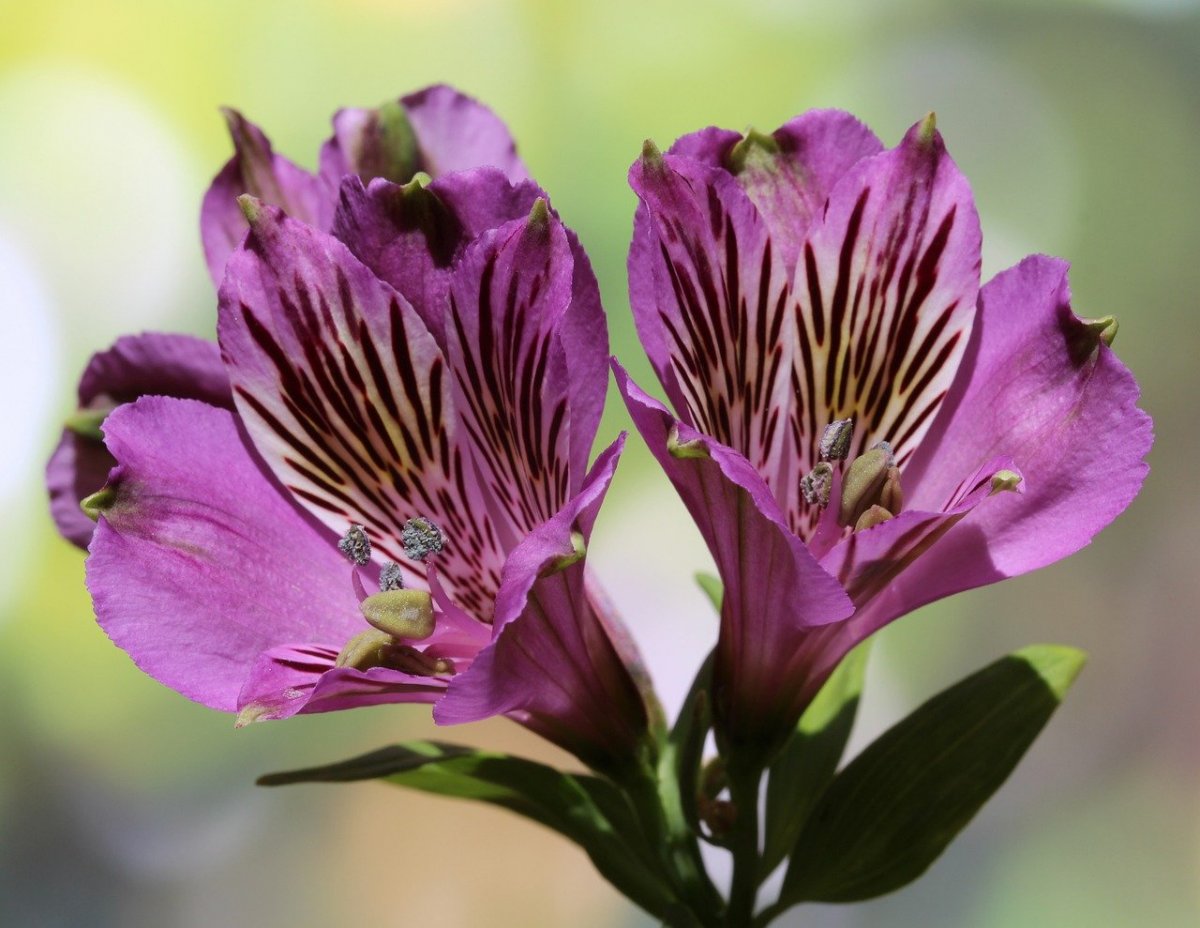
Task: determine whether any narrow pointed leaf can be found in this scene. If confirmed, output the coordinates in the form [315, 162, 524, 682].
[695, 572, 723, 612]
[780, 645, 1085, 905]
[760, 640, 871, 880]
[260, 741, 680, 919]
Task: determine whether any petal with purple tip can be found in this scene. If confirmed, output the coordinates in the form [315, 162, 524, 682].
[615, 363, 854, 754]
[875, 256, 1152, 619]
[436, 436, 651, 774]
[47, 333, 233, 548]
[86, 397, 359, 712]
[629, 153, 797, 514]
[785, 118, 982, 537]
[444, 205, 600, 549]
[200, 110, 329, 286]
[217, 203, 507, 620]
[319, 84, 527, 190]
[329, 169, 544, 341]
[236, 644, 444, 725]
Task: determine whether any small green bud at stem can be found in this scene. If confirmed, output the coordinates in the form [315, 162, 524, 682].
[359, 589, 435, 641]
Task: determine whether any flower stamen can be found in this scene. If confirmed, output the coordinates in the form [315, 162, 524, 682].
[337, 523, 372, 566]
[401, 517, 444, 562]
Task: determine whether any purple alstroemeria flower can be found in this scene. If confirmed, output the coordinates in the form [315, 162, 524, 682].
[200, 83, 528, 286]
[616, 112, 1151, 759]
[49, 85, 529, 552]
[65, 94, 652, 775]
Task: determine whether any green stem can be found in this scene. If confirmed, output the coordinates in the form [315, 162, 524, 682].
[621, 762, 724, 927]
[725, 764, 762, 926]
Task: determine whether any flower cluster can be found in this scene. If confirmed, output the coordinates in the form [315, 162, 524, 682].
[49, 85, 1150, 926]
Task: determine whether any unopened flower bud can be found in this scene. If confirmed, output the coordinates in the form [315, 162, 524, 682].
[401, 517, 444, 561]
[819, 418, 854, 461]
[359, 589, 435, 641]
[839, 447, 892, 527]
[338, 523, 371, 566]
[800, 462, 833, 508]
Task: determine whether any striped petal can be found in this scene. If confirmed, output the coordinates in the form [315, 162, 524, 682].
[329, 169, 544, 342]
[217, 202, 506, 620]
[785, 117, 982, 537]
[319, 84, 527, 190]
[777, 456, 1023, 709]
[436, 437, 652, 774]
[629, 152, 797, 510]
[615, 363, 854, 756]
[86, 397, 359, 713]
[236, 644, 444, 724]
[874, 255, 1152, 619]
[444, 203, 602, 552]
[666, 112, 883, 264]
[200, 109, 330, 286]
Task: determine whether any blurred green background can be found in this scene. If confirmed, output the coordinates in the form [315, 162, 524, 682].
[2, 0, 1196, 925]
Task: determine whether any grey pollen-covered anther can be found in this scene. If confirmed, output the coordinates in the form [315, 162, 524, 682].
[819, 418, 855, 461]
[337, 523, 372, 566]
[800, 461, 834, 508]
[379, 560, 405, 592]
[401, 517, 445, 562]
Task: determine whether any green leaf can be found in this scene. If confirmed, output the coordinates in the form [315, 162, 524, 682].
[260, 741, 680, 919]
[780, 645, 1086, 905]
[759, 640, 871, 881]
[695, 572, 723, 612]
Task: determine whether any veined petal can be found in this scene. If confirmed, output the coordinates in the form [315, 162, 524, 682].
[47, 333, 232, 548]
[86, 397, 359, 712]
[615, 363, 854, 753]
[629, 153, 797, 508]
[236, 644, 444, 724]
[217, 203, 506, 621]
[667, 112, 884, 264]
[435, 436, 652, 774]
[319, 84, 527, 190]
[200, 109, 329, 286]
[785, 117, 982, 536]
[445, 205, 601, 552]
[330, 169, 544, 342]
[805, 456, 1023, 690]
[885, 255, 1152, 612]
